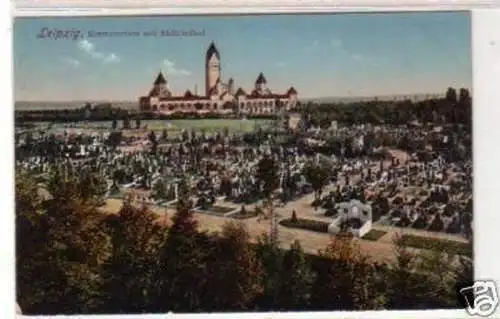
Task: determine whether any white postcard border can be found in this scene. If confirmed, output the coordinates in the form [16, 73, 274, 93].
[2, 3, 500, 319]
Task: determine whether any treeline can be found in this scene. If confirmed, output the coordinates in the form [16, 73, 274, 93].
[14, 105, 276, 123]
[16, 167, 472, 315]
[292, 87, 472, 127]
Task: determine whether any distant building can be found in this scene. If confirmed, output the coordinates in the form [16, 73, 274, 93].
[139, 42, 298, 115]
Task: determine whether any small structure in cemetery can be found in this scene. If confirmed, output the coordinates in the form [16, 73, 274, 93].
[328, 199, 373, 238]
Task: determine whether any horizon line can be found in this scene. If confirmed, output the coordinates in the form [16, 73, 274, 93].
[15, 90, 466, 104]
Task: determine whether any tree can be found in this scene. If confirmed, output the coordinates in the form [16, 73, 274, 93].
[414, 248, 459, 308]
[106, 131, 123, 148]
[276, 240, 315, 309]
[148, 131, 158, 153]
[255, 154, 279, 199]
[152, 179, 167, 201]
[445, 87, 458, 104]
[207, 222, 264, 310]
[16, 169, 111, 314]
[254, 233, 284, 308]
[156, 179, 209, 312]
[311, 232, 382, 310]
[304, 162, 330, 202]
[158, 129, 167, 142]
[385, 233, 427, 309]
[101, 204, 166, 313]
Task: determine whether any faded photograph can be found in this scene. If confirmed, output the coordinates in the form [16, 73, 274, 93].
[14, 12, 472, 315]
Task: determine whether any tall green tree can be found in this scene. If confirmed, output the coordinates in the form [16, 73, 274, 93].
[101, 203, 166, 313]
[17, 169, 111, 314]
[255, 154, 279, 199]
[206, 222, 264, 310]
[304, 162, 330, 202]
[156, 179, 210, 312]
[276, 240, 315, 309]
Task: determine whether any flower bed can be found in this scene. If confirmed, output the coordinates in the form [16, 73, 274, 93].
[279, 218, 330, 234]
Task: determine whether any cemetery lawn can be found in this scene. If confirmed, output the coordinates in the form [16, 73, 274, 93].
[147, 119, 273, 134]
[280, 218, 330, 234]
[401, 234, 472, 256]
[362, 229, 387, 241]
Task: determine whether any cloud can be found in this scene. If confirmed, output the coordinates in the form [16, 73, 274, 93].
[304, 40, 319, 53]
[78, 39, 94, 53]
[63, 57, 81, 68]
[104, 53, 120, 64]
[275, 62, 286, 68]
[331, 39, 343, 48]
[162, 59, 191, 76]
[78, 39, 119, 64]
[351, 53, 364, 61]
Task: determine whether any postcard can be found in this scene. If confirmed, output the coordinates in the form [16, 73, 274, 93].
[13, 11, 480, 316]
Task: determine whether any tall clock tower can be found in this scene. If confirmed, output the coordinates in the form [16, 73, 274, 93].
[205, 42, 221, 96]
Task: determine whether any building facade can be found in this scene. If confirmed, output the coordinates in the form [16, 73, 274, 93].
[139, 42, 298, 115]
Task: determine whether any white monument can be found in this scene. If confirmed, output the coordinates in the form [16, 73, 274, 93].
[328, 199, 373, 238]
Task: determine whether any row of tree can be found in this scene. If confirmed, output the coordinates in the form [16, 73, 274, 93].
[293, 87, 472, 127]
[16, 165, 473, 315]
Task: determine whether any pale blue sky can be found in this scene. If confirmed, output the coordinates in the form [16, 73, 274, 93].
[13, 12, 471, 101]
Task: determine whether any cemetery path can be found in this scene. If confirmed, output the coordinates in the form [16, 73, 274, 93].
[103, 198, 399, 263]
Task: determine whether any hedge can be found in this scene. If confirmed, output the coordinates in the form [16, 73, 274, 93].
[280, 218, 330, 233]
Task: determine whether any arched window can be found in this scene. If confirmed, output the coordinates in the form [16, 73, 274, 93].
[168, 104, 175, 111]
[258, 101, 263, 107]
[180, 103, 185, 108]
[213, 103, 218, 109]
